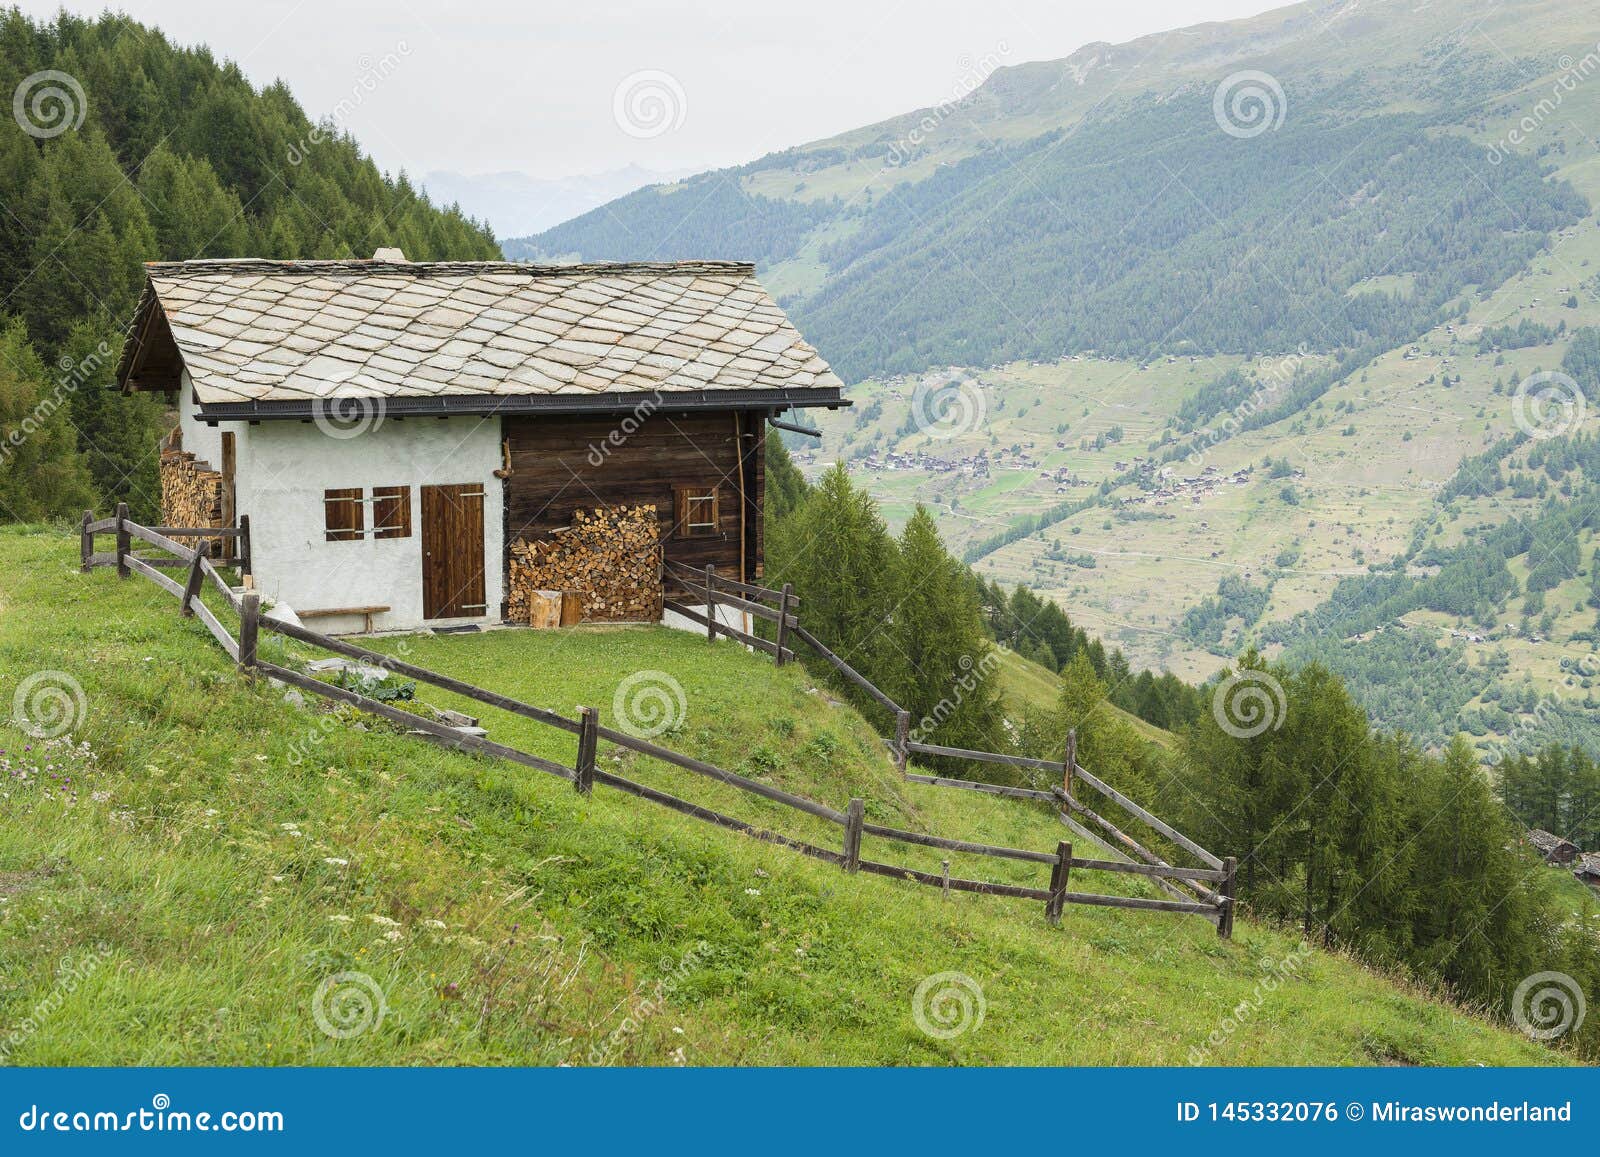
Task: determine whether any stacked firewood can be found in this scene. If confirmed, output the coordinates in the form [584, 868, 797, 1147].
[159, 449, 224, 537]
[507, 504, 662, 623]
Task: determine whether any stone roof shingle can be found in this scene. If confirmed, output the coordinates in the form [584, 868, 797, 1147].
[127, 259, 843, 406]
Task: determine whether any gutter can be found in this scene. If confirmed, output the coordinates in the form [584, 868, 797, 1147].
[196, 387, 850, 424]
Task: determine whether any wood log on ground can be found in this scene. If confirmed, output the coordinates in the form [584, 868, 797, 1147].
[507, 504, 662, 624]
[527, 589, 563, 629]
[560, 591, 582, 627]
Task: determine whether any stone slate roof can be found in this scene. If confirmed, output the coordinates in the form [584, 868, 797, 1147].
[1527, 828, 1579, 861]
[120, 258, 843, 406]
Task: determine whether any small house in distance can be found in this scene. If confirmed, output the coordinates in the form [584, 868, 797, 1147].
[1576, 852, 1600, 889]
[1526, 829, 1581, 866]
[114, 253, 845, 633]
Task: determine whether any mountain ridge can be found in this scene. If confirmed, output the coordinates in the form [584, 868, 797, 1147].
[523, 0, 1598, 380]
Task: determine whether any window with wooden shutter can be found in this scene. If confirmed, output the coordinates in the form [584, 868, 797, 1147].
[673, 485, 719, 538]
[372, 485, 412, 539]
[323, 487, 364, 541]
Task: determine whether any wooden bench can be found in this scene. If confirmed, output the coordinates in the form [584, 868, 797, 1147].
[298, 605, 390, 634]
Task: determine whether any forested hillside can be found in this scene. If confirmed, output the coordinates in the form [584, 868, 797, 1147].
[761, 441, 1599, 1062]
[1266, 344, 1600, 759]
[517, 0, 1596, 380]
[646, 0, 1600, 766]
[0, 11, 497, 523]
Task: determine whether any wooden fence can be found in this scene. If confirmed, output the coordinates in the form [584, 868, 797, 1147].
[81, 515, 1236, 937]
[662, 558, 1236, 929]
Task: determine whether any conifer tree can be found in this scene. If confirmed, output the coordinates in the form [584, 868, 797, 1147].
[886, 506, 1004, 752]
[767, 462, 896, 691]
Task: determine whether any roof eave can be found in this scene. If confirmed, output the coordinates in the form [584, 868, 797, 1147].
[113, 280, 162, 392]
[194, 387, 849, 423]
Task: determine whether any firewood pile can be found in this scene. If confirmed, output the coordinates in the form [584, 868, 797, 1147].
[508, 504, 662, 624]
[159, 449, 224, 546]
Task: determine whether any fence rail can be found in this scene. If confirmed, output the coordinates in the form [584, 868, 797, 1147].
[79, 512, 1236, 937]
[81, 504, 251, 575]
[674, 549, 1237, 933]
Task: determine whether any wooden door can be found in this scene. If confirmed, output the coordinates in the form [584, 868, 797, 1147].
[421, 483, 487, 620]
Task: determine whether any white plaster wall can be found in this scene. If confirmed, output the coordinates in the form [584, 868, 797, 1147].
[661, 602, 752, 642]
[232, 416, 503, 633]
[176, 372, 226, 468]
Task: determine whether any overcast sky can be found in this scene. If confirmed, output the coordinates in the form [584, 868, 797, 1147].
[22, 0, 1286, 181]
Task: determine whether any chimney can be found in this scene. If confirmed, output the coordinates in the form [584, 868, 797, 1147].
[371, 247, 407, 262]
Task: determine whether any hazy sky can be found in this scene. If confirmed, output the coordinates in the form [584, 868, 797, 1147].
[24, 1, 1286, 179]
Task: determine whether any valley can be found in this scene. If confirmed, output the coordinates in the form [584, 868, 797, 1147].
[521, 0, 1600, 759]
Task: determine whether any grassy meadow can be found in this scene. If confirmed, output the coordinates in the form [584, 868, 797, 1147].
[0, 526, 1569, 1066]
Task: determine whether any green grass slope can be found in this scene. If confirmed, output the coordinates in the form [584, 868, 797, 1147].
[994, 648, 1176, 751]
[0, 527, 1563, 1065]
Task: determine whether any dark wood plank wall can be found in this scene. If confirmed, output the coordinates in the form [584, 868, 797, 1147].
[502, 411, 767, 606]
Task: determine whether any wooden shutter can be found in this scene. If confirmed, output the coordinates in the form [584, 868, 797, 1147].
[672, 485, 719, 538]
[324, 487, 364, 541]
[372, 485, 412, 539]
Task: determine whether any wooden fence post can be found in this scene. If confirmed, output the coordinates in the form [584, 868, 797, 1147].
[1047, 840, 1072, 926]
[575, 706, 598, 796]
[842, 797, 864, 874]
[893, 710, 911, 774]
[773, 582, 793, 667]
[1218, 855, 1237, 939]
[941, 859, 951, 899]
[80, 510, 93, 572]
[179, 548, 206, 618]
[238, 514, 252, 582]
[239, 591, 260, 678]
[114, 502, 130, 579]
[704, 564, 717, 642]
[1062, 728, 1077, 799]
